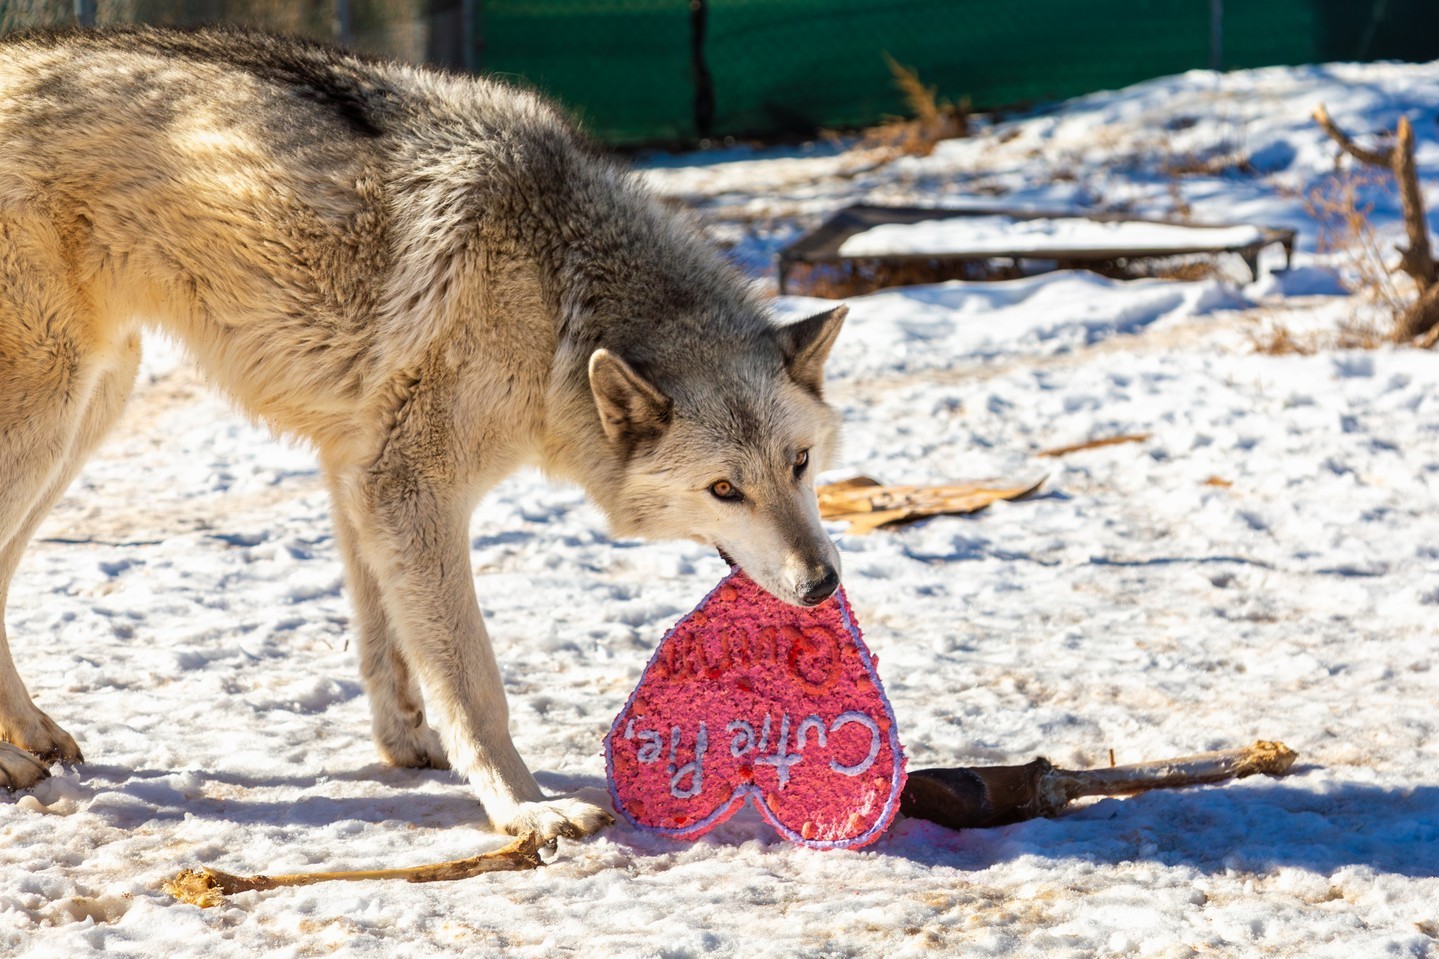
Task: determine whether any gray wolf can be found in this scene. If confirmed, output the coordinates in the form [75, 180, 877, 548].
[0, 26, 845, 839]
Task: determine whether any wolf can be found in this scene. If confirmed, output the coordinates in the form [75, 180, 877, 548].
[0, 26, 847, 839]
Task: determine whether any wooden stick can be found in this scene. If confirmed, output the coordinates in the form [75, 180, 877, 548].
[901, 740, 1297, 831]
[1038, 433, 1150, 458]
[163, 832, 546, 908]
[1314, 103, 1438, 344]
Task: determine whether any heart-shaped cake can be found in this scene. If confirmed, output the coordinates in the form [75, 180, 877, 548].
[605, 567, 906, 849]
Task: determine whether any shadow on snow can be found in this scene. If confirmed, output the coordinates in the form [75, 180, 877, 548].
[43, 763, 1437, 879]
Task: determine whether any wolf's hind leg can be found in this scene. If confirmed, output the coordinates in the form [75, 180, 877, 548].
[330, 491, 448, 770]
[0, 213, 140, 788]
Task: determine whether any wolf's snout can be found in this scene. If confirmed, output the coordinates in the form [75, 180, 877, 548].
[799, 566, 840, 606]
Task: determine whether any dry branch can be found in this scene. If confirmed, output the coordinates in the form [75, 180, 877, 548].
[1392, 117, 1437, 292]
[1313, 103, 1393, 168]
[901, 740, 1297, 830]
[817, 476, 1044, 533]
[1313, 104, 1439, 343]
[164, 832, 546, 908]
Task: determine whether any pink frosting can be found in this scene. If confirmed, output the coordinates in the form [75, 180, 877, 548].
[605, 567, 906, 849]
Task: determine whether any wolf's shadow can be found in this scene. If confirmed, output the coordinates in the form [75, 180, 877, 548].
[62, 763, 1438, 879]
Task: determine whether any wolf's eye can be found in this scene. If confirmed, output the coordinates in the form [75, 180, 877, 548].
[793, 449, 810, 478]
[709, 480, 742, 502]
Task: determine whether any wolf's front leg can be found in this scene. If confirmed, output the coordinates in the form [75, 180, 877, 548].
[334, 469, 612, 841]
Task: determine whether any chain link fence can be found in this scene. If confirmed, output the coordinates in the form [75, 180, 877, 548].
[3, 1, 1437, 145]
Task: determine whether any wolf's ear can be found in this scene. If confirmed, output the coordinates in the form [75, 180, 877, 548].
[776, 305, 847, 395]
[589, 349, 673, 447]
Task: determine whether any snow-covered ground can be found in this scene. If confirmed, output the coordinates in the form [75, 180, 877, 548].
[4, 61, 1439, 958]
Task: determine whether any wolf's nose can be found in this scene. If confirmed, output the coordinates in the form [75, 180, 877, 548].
[800, 567, 840, 606]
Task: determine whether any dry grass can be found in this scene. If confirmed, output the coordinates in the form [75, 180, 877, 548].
[1159, 143, 1253, 179]
[1247, 312, 1390, 356]
[1154, 131, 1252, 222]
[1122, 254, 1233, 282]
[847, 55, 970, 159]
[1247, 323, 1315, 356]
[1253, 166, 1413, 354]
[1306, 167, 1410, 315]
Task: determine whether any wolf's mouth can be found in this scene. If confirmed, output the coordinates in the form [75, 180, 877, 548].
[714, 548, 840, 608]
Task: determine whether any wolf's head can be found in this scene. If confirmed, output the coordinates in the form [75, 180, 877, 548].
[586, 306, 846, 607]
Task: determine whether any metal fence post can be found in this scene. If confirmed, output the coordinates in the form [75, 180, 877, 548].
[463, 0, 479, 73]
[1209, 0, 1223, 70]
[691, 0, 714, 139]
[335, 0, 353, 48]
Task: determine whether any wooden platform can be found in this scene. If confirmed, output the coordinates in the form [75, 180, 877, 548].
[776, 205, 1296, 296]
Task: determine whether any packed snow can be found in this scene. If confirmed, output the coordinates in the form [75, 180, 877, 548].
[836, 215, 1265, 257]
[4, 60, 1438, 958]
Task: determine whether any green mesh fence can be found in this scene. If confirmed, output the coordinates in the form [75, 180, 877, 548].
[479, 0, 695, 144]
[485, 0, 1439, 144]
[2, 0, 1436, 144]
[701, 0, 1214, 139]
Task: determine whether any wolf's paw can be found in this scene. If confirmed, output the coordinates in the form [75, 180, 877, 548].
[0, 741, 53, 791]
[376, 721, 450, 771]
[491, 791, 614, 841]
[1, 710, 83, 765]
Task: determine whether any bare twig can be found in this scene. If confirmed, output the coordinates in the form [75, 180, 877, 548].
[902, 740, 1298, 830]
[163, 832, 547, 908]
[1038, 433, 1151, 458]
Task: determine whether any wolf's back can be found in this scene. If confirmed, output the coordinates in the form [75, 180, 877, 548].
[0, 26, 764, 392]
